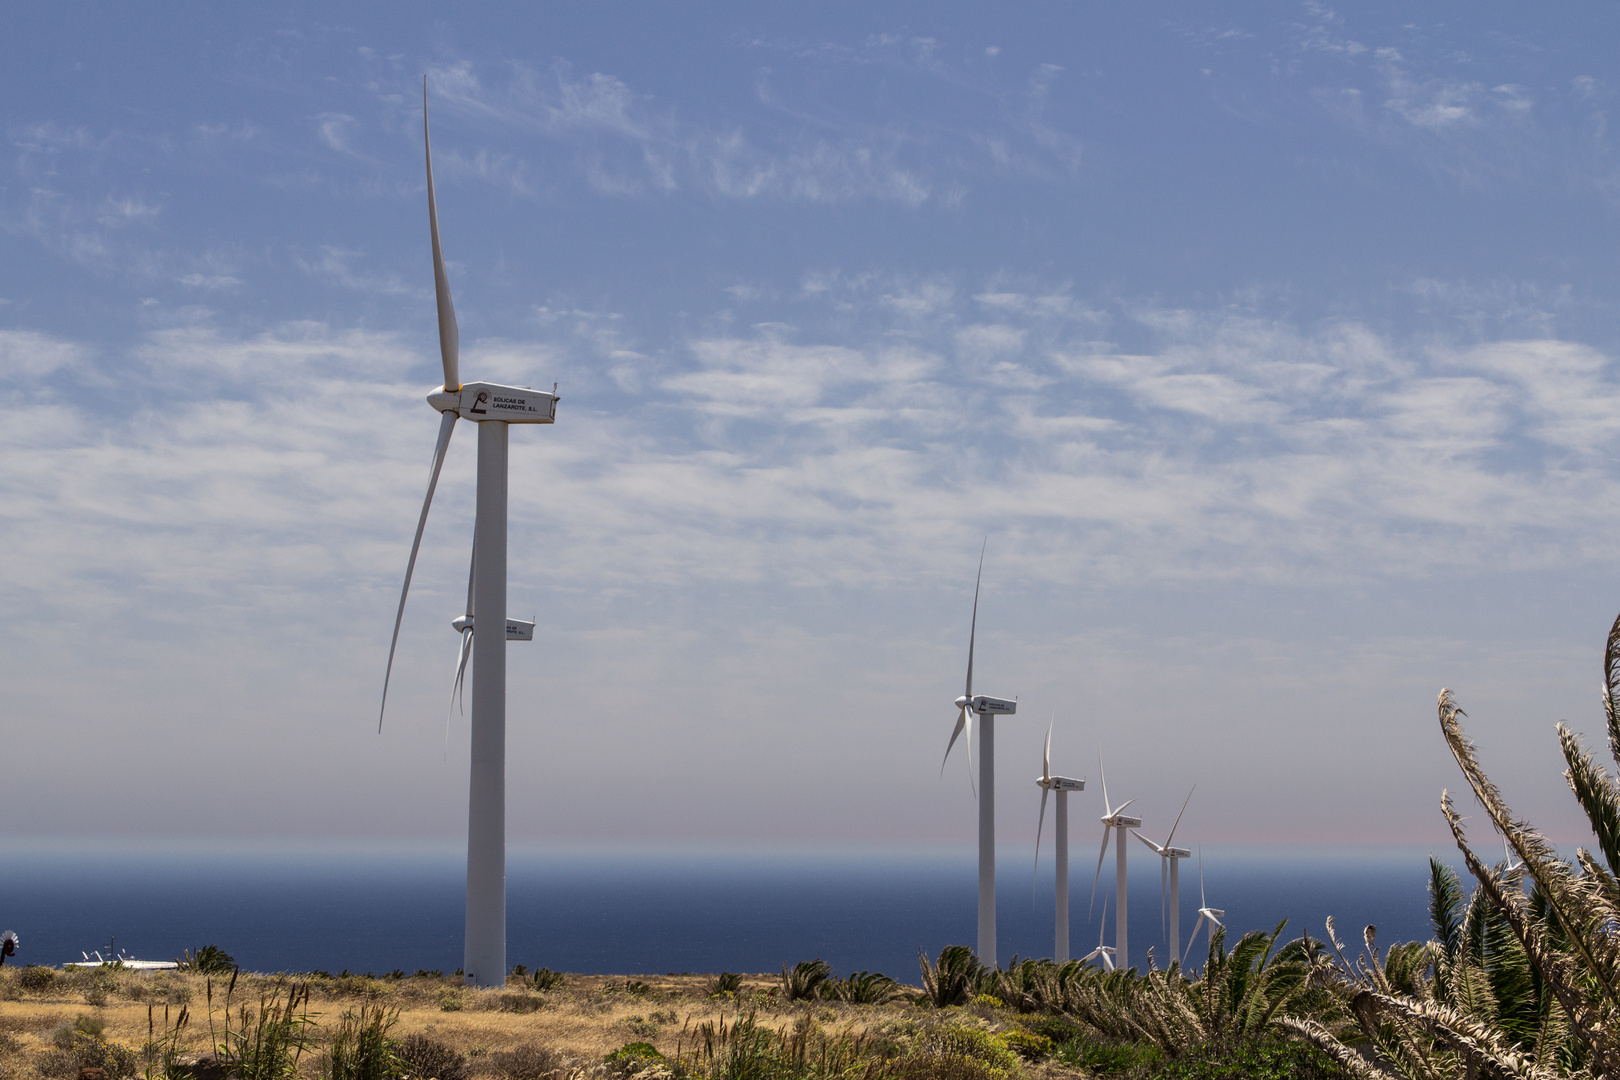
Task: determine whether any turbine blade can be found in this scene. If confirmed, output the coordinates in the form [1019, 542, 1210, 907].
[1165, 785, 1195, 847]
[966, 712, 977, 799]
[1131, 830, 1162, 855]
[452, 628, 473, 715]
[1181, 918, 1204, 968]
[1099, 757, 1110, 815]
[965, 539, 984, 700]
[463, 542, 476, 619]
[1113, 798, 1137, 816]
[941, 707, 968, 776]
[446, 627, 472, 751]
[1102, 952, 1114, 972]
[424, 78, 460, 393]
[1042, 722, 1052, 783]
[379, 409, 457, 732]
[1034, 784, 1050, 889]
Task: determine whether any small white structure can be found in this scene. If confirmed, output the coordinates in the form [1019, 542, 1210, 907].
[1133, 788, 1195, 966]
[1033, 724, 1085, 962]
[1089, 761, 1142, 970]
[1181, 855, 1225, 969]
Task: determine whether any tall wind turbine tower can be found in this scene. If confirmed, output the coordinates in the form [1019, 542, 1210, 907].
[1033, 724, 1085, 962]
[941, 544, 1017, 964]
[379, 83, 560, 987]
[1089, 761, 1141, 971]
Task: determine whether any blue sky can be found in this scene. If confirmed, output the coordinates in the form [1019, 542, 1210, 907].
[4, 3, 1620, 851]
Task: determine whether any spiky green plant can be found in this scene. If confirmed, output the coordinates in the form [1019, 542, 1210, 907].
[779, 960, 831, 1003]
[918, 946, 984, 1008]
[1276, 606, 1620, 1078]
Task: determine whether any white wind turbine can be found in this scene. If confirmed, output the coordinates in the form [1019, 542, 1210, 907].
[379, 82, 559, 988]
[1033, 723, 1085, 962]
[941, 544, 1017, 963]
[1132, 787, 1194, 967]
[1081, 892, 1116, 971]
[1181, 852, 1225, 970]
[1089, 760, 1141, 971]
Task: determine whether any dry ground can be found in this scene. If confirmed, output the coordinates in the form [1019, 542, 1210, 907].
[0, 967, 954, 1079]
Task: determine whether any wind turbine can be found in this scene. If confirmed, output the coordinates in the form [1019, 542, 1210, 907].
[1181, 853, 1225, 970]
[940, 543, 1017, 964]
[1089, 760, 1141, 971]
[1132, 787, 1194, 967]
[1033, 723, 1085, 962]
[378, 82, 559, 988]
[1081, 892, 1116, 971]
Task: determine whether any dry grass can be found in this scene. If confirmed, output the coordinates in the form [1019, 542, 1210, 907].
[0, 968, 931, 1080]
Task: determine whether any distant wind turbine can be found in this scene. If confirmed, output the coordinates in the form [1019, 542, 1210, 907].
[1133, 787, 1194, 966]
[1181, 852, 1225, 970]
[1081, 892, 1116, 971]
[378, 81, 559, 988]
[1090, 759, 1141, 971]
[1033, 723, 1085, 962]
[941, 542, 1017, 964]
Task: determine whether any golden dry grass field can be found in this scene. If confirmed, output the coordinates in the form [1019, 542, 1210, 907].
[0, 965, 1089, 1080]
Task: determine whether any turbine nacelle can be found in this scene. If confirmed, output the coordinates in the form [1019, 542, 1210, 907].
[1164, 845, 1192, 859]
[1036, 775, 1086, 792]
[961, 694, 1016, 715]
[450, 614, 535, 641]
[427, 382, 559, 424]
[1103, 812, 1142, 828]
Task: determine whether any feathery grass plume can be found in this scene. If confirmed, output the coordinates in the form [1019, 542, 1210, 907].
[1438, 691, 1620, 1035]
[1275, 1015, 1387, 1080]
[1358, 991, 1557, 1080]
[323, 1003, 401, 1080]
[1603, 608, 1620, 767]
[1558, 723, 1620, 877]
[1442, 790, 1614, 1073]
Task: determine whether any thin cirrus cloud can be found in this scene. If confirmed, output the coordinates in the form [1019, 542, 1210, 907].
[5, 281, 1618, 619]
[417, 57, 1060, 206]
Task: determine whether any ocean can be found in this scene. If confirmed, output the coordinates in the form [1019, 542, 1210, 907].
[0, 842, 1462, 979]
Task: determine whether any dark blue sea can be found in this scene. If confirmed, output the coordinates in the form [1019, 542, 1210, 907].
[0, 841, 1465, 979]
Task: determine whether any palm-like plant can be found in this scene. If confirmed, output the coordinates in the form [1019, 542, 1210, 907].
[1279, 607, 1620, 1078]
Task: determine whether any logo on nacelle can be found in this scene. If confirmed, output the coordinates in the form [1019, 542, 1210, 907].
[972, 695, 1017, 715]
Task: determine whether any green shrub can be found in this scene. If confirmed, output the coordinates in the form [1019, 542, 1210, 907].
[1151, 1038, 1345, 1080]
[998, 1030, 1051, 1062]
[605, 1042, 664, 1077]
[18, 965, 56, 992]
[916, 1025, 1019, 1074]
[528, 969, 566, 992]
[437, 993, 462, 1012]
[396, 1034, 468, 1080]
[1052, 1034, 1162, 1075]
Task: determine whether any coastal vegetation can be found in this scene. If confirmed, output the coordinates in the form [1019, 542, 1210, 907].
[9, 612, 1620, 1078]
